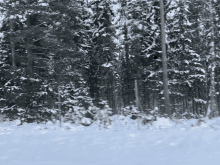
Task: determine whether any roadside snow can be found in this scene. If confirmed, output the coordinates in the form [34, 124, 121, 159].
[0, 116, 220, 165]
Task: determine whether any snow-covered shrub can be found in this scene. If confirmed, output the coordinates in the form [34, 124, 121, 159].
[141, 114, 156, 125]
[63, 106, 84, 124]
[77, 107, 95, 126]
[63, 108, 74, 123]
[81, 117, 92, 126]
[181, 112, 198, 119]
[122, 106, 158, 124]
[122, 105, 135, 116]
[62, 103, 112, 127]
[92, 105, 113, 127]
[121, 105, 139, 118]
[172, 112, 180, 119]
[84, 109, 94, 120]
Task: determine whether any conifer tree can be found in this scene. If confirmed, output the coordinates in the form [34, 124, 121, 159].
[83, 0, 116, 107]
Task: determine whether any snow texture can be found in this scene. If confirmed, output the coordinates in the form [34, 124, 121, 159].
[0, 116, 220, 165]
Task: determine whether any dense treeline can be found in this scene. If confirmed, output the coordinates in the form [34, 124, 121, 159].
[0, 0, 220, 124]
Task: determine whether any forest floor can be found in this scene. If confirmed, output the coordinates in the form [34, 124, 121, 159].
[0, 115, 220, 165]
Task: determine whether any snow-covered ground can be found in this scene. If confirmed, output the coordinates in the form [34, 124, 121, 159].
[1, 116, 220, 165]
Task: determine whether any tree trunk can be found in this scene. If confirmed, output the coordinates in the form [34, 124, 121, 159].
[148, 84, 151, 110]
[58, 85, 62, 127]
[192, 85, 195, 114]
[196, 85, 199, 115]
[207, 0, 216, 119]
[135, 79, 143, 112]
[113, 76, 118, 114]
[160, 0, 170, 117]
[135, 79, 139, 110]
[143, 82, 146, 112]
[183, 86, 186, 112]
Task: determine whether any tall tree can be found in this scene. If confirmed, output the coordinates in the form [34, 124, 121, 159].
[83, 0, 116, 107]
[160, 0, 170, 116]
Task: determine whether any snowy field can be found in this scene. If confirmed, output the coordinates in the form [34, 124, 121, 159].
[1, 116, 220, 165]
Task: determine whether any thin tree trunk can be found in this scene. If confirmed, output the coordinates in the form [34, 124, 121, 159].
[206, 0, 216, 119]
[147, 85, 150, 111]
[135, 79, 139, 110]
[196, 85, 199, 115]
[160, 0, 170, 117]
[153, 84, 156, 109]
[135, 79, 143, 112]
[58, 85, 62, 127]
[143, 82, 146, 112]
[113, 76, 118, 114]
[185, 88, 187, 111]
[192, 85, 194, 114]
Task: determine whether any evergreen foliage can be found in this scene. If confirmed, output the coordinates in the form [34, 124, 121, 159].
[1, 0, 220, 125]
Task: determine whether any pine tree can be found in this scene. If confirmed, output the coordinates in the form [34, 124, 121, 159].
[83, 0, 117, 107]
[166, 0, 207, 117]
[0, 0, 87, 123]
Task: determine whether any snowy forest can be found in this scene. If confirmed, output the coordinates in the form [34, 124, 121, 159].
[0, 0, 220, 126]
[2, 0, 220, 164]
